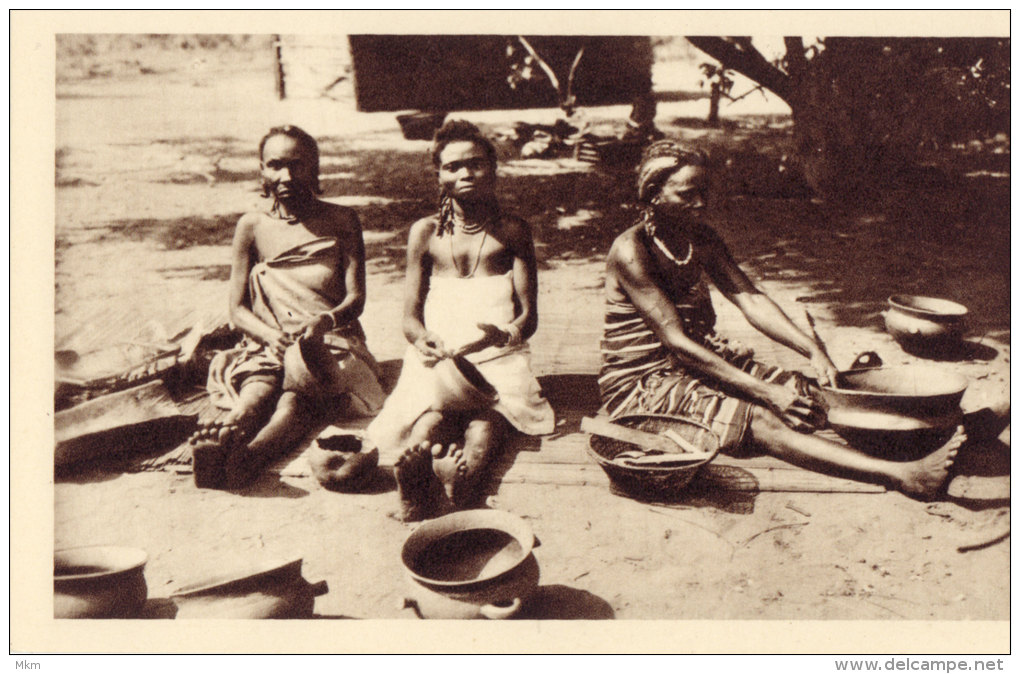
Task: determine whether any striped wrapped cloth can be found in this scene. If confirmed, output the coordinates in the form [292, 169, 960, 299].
[598, 290, 807, 454]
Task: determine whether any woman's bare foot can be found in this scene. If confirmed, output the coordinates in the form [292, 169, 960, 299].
[394, 442, 441, 522]
[894, 425, 966, 500]
[189, 421, 248, 489]
[223, 441, 273, 490]
[431, 442, 468, 502]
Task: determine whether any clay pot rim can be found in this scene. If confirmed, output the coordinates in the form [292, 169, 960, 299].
[821, 366, 968, 400]
[54, 545, 148, 581]
[888, 294, 968, 318]
[169, 558, 303, 598]
[401, 509, 535, 588]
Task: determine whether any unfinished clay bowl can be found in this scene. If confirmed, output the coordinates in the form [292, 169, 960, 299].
[586, 414, 720, 500]
[282, 337, 342, 398]
[401, 509, 539, 619]
[430, 356, 499, 412]
[308, 434, 379, 493]
[54, 545, 148, 618]
[169, 558, 327, 619]
[883, 294, 967, 356]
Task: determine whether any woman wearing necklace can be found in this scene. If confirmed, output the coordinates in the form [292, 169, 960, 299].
[599, 141, 963, 499]
[366, 120, 554, 521]
[190, 125, 385, 489]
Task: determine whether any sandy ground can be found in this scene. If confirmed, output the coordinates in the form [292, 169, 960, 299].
[51, 44, 1009, 628]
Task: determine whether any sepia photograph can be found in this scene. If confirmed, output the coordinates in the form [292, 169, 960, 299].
[11, 9, 1010, 655]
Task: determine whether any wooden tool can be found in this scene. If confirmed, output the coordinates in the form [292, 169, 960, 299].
[580, 416, 714, 461]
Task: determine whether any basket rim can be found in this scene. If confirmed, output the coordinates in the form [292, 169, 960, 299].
[584, 413, 721, 472]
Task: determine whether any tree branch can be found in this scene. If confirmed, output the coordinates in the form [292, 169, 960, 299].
[783, 36, 808, 79]
[686, 36, 796, 106]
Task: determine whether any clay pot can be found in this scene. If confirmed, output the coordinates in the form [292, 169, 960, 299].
[429, 356, 499, 412]
[401, 509, 540, 619]
[818, 355, 967, 457]
[883, 295, 967, 356]
[54, 546, 148, 618]
[169, 558, 328, 619]
[282, 337, 348, 399]
[308, 434, 379, 493]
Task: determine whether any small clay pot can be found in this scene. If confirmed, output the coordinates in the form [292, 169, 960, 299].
[430, 356, 499, 412]
[54, 546, 148, 619]
[883, 295, 967, 356]
[308, 434, 379, 493]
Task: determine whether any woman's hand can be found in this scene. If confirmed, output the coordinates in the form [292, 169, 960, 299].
[264, 330, 295, 360]
[764, 383, 827, 433]
[296, 313, 334, 342]
[414, 331, 451, 366]
[809, 349, 839, 388]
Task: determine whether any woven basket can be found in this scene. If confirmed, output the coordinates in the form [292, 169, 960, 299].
[586, 414, 720, 499]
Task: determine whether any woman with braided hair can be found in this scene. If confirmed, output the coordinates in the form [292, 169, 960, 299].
[599, 140, 963, 499]
[365, 119, 554, 521]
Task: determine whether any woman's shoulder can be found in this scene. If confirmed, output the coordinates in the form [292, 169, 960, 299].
[608, 224, 648, 260]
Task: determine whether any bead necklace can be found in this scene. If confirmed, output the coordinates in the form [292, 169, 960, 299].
[650, 233, 693, 267]
[450, 227, 488, 277]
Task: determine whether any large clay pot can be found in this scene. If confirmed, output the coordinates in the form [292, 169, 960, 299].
[883, 295, 967, 356]
[54, 546, 148, 619]
[429, 356, 499, 412]
[818, 354, 967, 457]
[401, 509, 540, 619]
[169, 558, 328, 619]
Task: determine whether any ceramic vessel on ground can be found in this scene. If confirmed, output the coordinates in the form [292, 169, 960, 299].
[586, 414, 720, 500]
[401, 509, 540, 619]
[169, 558, 327, 619]
[883, 294, 967, 356]
[430, 356, 499, 412]
[54, 545, 148, 618]
[819, 361, 967, 458]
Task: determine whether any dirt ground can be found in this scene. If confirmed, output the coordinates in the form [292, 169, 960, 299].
[50, 42, 1009, 632]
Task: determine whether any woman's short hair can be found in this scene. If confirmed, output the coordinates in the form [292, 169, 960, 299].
[636, 140, 709, 203]
[258, 124, 322, 195]
[431, 119, 497, 169]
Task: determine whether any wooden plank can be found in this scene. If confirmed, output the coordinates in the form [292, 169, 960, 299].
[495, 460, 886, 493]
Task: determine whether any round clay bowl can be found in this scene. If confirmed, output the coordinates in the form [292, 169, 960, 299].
[884, 295, 967, 355]
[430, 356, 499, 412]
[820, 365, 967, 431]
[400, 509, 539, 619]
[54, 545, 148, 619]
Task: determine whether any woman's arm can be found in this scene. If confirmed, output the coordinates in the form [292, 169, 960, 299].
[508, 218, 539, 340]
[227, 213, 292, 358]
[702, 239, 838, 385]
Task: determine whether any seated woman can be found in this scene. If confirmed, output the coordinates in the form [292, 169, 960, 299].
[365, 120, 555, 521]
[189, 125, 386, 489]
[599, 140, 963, 499]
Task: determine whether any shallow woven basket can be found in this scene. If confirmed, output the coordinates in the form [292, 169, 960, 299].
[586, 414, 721, 499]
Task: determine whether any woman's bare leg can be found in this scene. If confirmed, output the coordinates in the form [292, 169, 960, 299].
[453, 410, 508, 508]
[224, 391, 316, 488]
[190, 380, 278, 488]
[190, 380, 277, 447]
[747, 406, 964, 499]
